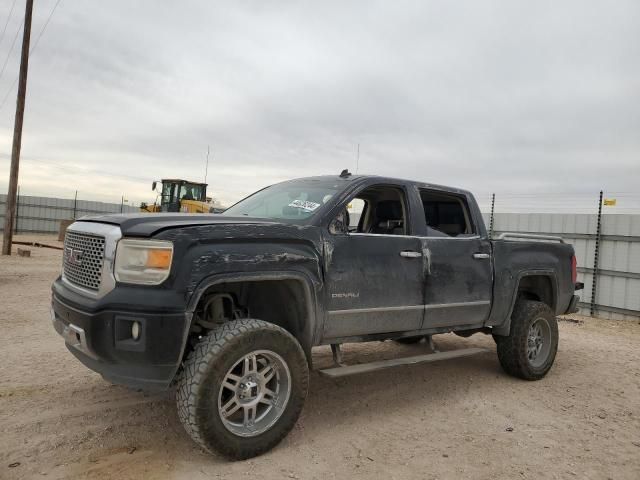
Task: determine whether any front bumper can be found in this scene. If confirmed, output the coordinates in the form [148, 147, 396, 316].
[51, 286, 190, 391]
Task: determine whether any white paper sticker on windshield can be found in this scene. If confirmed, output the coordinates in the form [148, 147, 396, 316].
[288, 200, 321, 212]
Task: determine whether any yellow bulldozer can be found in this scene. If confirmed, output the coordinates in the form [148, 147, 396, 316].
[140, 179, 223, 213]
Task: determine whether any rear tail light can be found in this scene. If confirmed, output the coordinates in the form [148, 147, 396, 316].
[571, 255, 577, 284]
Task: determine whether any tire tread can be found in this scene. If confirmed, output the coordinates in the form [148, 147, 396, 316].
[494, 300, 558, 381]
[175, 319, 308, 459]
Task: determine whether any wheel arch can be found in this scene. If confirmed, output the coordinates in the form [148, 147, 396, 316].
[184, 271, 320, 361]
[493, 270, 558, 336]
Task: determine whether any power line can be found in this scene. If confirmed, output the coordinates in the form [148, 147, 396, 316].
[0, 0, 19, 47]
[0, 16, 23, 82]
[0, 0, 62, 112]
[0, 70, 17, 109]
[28, 0, 62, 58]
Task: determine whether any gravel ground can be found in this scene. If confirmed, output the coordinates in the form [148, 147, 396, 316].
[1, 235, 639, 479]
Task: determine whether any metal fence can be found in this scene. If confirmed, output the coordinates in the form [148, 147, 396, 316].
[0, 193, 139, 234]
[483, 212, 640, 321]
[1, 193, 638, 320]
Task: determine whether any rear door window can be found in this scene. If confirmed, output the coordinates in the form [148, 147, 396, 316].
[419, 189, 476, 237]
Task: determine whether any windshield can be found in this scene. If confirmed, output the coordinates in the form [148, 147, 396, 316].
[223, 180, 343, 221]
[161, 182, 205, 204]
[179, 184, 205, 202]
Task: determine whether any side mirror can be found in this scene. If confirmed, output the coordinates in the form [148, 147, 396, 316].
[329, 213, 349, 235]
[152, 181, 157, 191]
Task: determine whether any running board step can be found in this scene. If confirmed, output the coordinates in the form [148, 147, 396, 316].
[318, 347, 489, 378]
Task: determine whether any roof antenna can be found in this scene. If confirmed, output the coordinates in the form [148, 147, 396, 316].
[340, 169, 351, 178]
[204, 145, 210, 184]
[356, 143, 360, 174]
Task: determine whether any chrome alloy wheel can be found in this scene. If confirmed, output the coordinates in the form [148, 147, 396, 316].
[527, 317, 551, 367]
[217, 350, 292, 437]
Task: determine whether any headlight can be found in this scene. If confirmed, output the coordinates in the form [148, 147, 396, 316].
[114, 239, 173, 285]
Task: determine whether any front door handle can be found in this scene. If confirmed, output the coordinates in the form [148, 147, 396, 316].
[472, 253, 490, 259]
[400, 250, 422, 258]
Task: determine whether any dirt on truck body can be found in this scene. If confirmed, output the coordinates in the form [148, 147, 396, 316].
[51, 172, 582, 459]
[1, 235, 640, 479]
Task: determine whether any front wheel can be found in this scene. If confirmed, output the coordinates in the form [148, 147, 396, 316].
[494, 300, 558, 380]
[176, 319, 309, 459]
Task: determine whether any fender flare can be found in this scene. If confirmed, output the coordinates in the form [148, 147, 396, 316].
[493, 269, 558, 336]
[184, 270, 321, 359]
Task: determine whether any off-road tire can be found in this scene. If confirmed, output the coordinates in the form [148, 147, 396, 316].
[394, 336, 425, 345]
[175, 319, 309, 460]
[494, 300, 558, 380]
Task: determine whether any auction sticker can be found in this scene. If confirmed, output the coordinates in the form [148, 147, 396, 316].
[288, 200, 321, 212]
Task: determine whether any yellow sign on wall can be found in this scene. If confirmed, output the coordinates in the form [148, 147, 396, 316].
[603, 198, 617, 206]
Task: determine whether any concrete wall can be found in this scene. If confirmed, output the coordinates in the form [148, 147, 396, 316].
[0, 194, 139, 234]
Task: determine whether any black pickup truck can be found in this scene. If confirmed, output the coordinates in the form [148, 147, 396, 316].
[51, 172, 581, 459]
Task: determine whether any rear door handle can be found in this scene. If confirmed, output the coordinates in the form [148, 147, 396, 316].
[400, 250, 422, 258]
[472, 253, 490, 259]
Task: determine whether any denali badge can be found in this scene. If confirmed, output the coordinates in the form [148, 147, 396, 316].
[331, 292, 359, 299]
[65, 247, 84, 266]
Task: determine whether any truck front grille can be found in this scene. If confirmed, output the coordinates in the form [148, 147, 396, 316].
[63, 231, 106, 291]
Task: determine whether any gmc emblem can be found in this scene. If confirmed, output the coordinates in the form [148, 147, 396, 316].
[65, 247, 84, 266]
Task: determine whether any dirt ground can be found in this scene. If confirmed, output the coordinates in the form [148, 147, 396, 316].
[1, 235, 639, 480]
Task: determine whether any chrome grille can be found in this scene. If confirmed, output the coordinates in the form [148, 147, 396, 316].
[63, 231, 106, 291]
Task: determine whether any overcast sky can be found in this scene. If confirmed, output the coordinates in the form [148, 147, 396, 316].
[0, 1, 638, 211]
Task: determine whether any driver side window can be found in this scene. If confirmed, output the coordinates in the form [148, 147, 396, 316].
[330, 185, 410, 236]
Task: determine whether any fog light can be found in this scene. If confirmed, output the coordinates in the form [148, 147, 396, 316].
[131, 321, 141, 341]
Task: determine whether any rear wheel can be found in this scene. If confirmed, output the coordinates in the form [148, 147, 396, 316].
[176, 319, 309, 459]
[494, 300, 558, 380]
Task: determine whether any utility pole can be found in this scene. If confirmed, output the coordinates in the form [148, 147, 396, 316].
[2, 0, 34, 255]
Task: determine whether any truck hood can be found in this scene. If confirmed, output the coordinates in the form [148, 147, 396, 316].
[77, 213, 282, 237]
